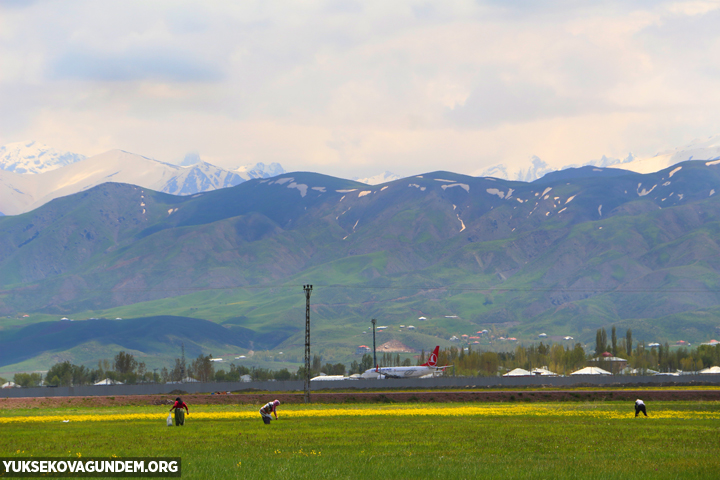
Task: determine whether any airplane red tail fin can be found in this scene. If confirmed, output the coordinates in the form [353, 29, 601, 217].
[421, 346, 440, 367]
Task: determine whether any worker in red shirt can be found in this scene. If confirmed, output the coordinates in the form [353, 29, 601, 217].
[170, 397, 189, 426]
[259, 400, 280, 424]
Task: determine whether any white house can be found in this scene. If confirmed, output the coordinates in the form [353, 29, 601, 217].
[531, 366, 558, 376]
[570, 366, 612, 375]
[93, 378, 124, 385]
[503, 368, 533, 377]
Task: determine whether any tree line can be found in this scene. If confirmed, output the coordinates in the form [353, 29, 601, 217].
[5, 351, 356, 387]
[593, 326, 720, 373]
[6, 333, 720, 387]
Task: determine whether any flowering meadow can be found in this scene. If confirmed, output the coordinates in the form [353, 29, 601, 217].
[2, 401, 719, 479]
[3, 402, 720, 424]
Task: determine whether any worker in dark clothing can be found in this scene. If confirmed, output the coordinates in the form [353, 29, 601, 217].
[635, 399, 647, 417]
[170, 397, 189, 426]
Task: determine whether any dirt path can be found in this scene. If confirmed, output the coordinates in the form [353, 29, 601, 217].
[1, 389, 720, 409]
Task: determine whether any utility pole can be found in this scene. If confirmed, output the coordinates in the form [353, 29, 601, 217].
[371, 318, 377, 367]
[303, 284, 313, 404]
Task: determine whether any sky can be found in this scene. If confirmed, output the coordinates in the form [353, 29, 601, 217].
[1, 0, 720, 179]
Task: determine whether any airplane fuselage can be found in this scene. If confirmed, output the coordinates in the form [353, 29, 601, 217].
[361, 366, 441, 379]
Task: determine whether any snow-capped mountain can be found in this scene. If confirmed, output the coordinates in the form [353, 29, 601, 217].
[614, 135, 720, 174]
[0, 141, 86, 174]
[582, 153, 637, 169]
[480, 156, 554, 182]
[234, 162, 285, 181]
[354, 171, 402, 185]
[480, 135, 720, 182]
[0, 150, 285, 215]
[180, 152, 284, 180]
[159, 161, 247, 196]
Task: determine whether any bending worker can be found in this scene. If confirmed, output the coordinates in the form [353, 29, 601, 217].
[170, 397, 189, 426]
[635, 399, 647, 417]
[260, 399, 280, 424]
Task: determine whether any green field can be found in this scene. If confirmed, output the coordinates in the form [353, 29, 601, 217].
[2, 401, 720, 479]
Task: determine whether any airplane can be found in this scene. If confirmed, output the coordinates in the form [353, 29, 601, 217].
[360, 346, 450, 379]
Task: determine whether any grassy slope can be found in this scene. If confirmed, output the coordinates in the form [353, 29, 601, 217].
[1, 402, 719, 479]
[2, 164, 720, 371]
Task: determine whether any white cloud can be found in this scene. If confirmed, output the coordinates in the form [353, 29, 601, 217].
[1, 0, 720, 179]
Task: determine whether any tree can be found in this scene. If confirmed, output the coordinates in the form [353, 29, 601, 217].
[626, 329, 633, 356]
[611, 326, 617, 356]
[170, 358, 184, 382]
[595, 328, 608, 356]
[359, 354, 373, 372]
[137, 362, 147, 381]
[189, 354, 214, 382]
[312, 355, 322, 374]
[273, 368, 293, 381]
[13, 372, 42, 387]
[180, 343, 186, 380]
[478, 352, 499, 375]
[570, 343, 587, 370]
[349, 360, 360, 374]
[113, 351, 137, 375]
[46, 362, 73, 386]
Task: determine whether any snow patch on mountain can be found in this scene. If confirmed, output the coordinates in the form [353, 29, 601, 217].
[442, 183, 470, 192]
[0, 141, 86, 174]
[288, 182, 308, 197]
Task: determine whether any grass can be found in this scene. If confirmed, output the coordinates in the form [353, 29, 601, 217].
[2, 401, 720, 479]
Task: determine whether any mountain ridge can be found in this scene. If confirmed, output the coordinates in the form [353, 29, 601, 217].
[1, 161, 720, 371]
[0, 148, 285, 215]
[0, 141, 86, 175]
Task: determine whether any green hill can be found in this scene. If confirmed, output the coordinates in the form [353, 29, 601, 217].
[0, 316, 272, 370]
[1, 162, 720, 372]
